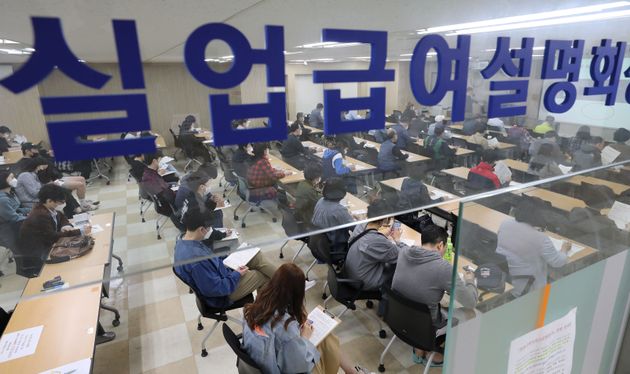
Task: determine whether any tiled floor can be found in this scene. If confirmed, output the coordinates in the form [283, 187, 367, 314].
[2, 156, 443, 373]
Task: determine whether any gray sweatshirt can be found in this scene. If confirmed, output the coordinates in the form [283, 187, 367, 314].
[392, 245, 478, 325]
[15, 172, 41, 208]
[345, 224, 402, 291]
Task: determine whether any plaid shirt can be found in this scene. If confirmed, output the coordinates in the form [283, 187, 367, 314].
[247, 157, 286, 201]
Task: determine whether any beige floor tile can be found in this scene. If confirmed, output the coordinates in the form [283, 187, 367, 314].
[185, 317, 242, 355]
[93, 339, 130, 374]
[128, 296, 185, 338]
[143, 356, 198, 374]
[194, 344, 238, 374]
[129, 323, 193, 373]
[128, 275, 180, 309]
[341, 335, 406, 373]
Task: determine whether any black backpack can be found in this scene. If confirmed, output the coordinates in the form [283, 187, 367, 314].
[474, 263, 507, 295]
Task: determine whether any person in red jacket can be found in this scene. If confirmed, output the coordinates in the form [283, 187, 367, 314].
[467, 150, 501, 189]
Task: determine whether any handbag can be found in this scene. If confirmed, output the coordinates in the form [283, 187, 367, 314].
[46, 235, 95, 263]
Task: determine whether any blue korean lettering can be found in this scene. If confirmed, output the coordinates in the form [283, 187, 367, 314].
[312, 29, 394, 135]
[541, 39, 585, 113]
[584, 39, 626, 105]
[481, 37, 533, 117]
[409, 34, 471, 122]
[184, 23, 285, 146]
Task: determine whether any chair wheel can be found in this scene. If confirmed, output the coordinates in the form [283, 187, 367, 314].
[112, 318, 120, 327]
[378, 364, 385, 372]
[141, 218, 146, 223]
[197, 323, 203, 331]
[106, 181, 111, 185]
[272, 218, 277, 223]
[322, 293, 327, 300]
[279, 252, 284, 259]
[157, 234, 162, 240]
[233, 215, 239, 221]
[117, 266, 124, 272]
[201, 349, 208, 357]
[379, 330, 387, 338]
[241, 222, 246, 228]
[189, 288, 193, 294]
[366, 300, 374, 309]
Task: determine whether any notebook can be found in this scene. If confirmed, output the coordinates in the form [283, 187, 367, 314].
[307, 306, 341, 346]
[222, 245, 260, 270]
[607, 201, 630, 230]
[549, 237, 584, 257]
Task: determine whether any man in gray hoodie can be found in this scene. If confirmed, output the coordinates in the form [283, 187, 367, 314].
[392, 224, 478, 366]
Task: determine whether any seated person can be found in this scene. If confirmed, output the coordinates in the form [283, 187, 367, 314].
[467, 150, 510, 189]
[396, 167, 442, 210]
[18, 184, 91, 273]
[232, 144, 255, 178]
[486, 117, 507, 136]
[567, 125, 592, 156]
[293, 112, 312, 141]
[322, 137, 357, 193]
[0, 171, 30, 251]
[377, 129, 408, 173]
[173, 210, 276, 307]
[507, 119, 534, 156]
[175, 170, 225, 230]
[178, 116, 213, 163]
[335, 133, 368, 161]
[391, 120, 412, 150]
[141, 153, 176, 206]
[12, 142, 41, 176]
[529, 131, 565, 163]
[15, 157, 49, 209]
[311, 178, 355, 253]
[243, 263, 370, 374]
[462, 115, 483, 136]
[129, 154, 148, 182]
[346, 199, 402, 291]
[427, 115, 449, 137]
[496, 201, 570, 296]
[294, 164, 323, 226]
[572, 136, 604, 171]
[247, 143, 290, 210]
[392, 225, 478, 366]
[610, 127, 630, 162]
[533, 115, 555, 135]
[424, 125, 455, 170]
[528, 143, 563, 178]
[0, 125, 13, 153]
[468, 124, 496, 150]
[280, 122, 313, 169]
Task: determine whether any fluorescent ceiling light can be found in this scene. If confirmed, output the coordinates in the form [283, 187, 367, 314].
[0, 48, 29, 55]
[296, 41, 362, 49]
[0, 39, 19, 44]
[23, 47, 35, 52]
[78, 59, 86, 63]
[400, 52, 437, 57]
[417, 1, 630, 34]
[284, 51, 303, 55]
[484, 46, 545, 52]
[308, 58, 335, 61]
[350, 56, 371, 59]
[448, 8, 630, 35]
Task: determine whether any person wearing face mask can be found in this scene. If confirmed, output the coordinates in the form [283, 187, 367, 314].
[247, 142, 290, 204]
[18, 184, 91, 275]
[0, 126, 13, 153]
[175, 170, 225, 230]
[141, 153, 176, 205]
[294, 164, 323, 226]
[12, 142, 40, 176]
[0, 170, 30, 252]
[377, 129, 409, 175]
[15, 157, 49, 209]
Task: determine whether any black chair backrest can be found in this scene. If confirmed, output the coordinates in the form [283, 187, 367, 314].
[382, 287, 437, 352]
[169, 128, 181, 148]
[222, 324, 262, 373]
[326, 264, 363, 307]
[280, 205, 301, 237]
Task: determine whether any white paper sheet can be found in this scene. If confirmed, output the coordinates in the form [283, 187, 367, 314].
[494, 161, 513, 185]
[429, 189, 454, 200]
[223, 247, 260, 270]
[607, 201, 630, 230]
[160, 170, 176, 177]
[72, 213, 91, 227]
[509, 181, 522, 186]
[507, 308, 576, 374]
[601, 145, 621, 165]
[558, 164, 573, 175]
[487, 137, 499, 148]
[90, 224, 104, 234]
[307, 306, 340, 347]
[39, 358, 92, 374]
[400, 238, 416, 247]
[0, 325, 44, 362]
[159, 156, 174, 164]
[215, 201, 232, 211]
[217, 228, 239, 241]
[351, 209, 368, 216]
[549, 237, 584, 257]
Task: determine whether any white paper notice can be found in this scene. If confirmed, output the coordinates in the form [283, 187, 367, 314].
[39, 358, 92, 374]
[507, 308, 576, 374]
[601, 146, 621, 165]
[223, 247, 260, 270]
[0, 325, 44, 362]
[549, 237, 584, 257]
[607, 201, 630, 230]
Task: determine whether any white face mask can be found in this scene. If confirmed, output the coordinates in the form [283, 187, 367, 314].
[8, 178, 17, 188]
[56, 203, 66, 211]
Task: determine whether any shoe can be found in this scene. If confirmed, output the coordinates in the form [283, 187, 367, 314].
[304, 280, 317, 291]
[95, 331, 116, 345]
[81, 203, 97, 211]
[426, 358, 443, 368]
[412, 349, 425, 365]
[354, 364, 375, 374]
[87, 200, 100, 205]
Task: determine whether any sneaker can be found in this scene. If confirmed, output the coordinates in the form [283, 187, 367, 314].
[412, 349, 425, 364]
[304, 280, 317, 291]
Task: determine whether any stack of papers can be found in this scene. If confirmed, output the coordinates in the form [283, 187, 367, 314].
[549, 237, 584, 257]
[607, 201, 630, 230]
[601, 146, 621, 165]
[223, 245, 260, 270]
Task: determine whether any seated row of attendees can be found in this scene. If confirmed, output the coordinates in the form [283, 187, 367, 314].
[174, 209, 370, 373]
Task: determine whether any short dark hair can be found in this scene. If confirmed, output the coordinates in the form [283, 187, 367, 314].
[252, 142, 269, 159]
[0, 126, 11, 134]
[590, 136, 604, 144]
[144, 153, 160, 166]
[23, 157, 48, 172]
[303, 164, 322, 181]
[481, 149, 498, 164]
[182, 209, 206, 231]
[187, 170, 210, 191]
[544, 131, 557, 139]
[514, 200, 538, 225]
[21, 142, 37, 155]
[614, 128, 630, 143]
[316, 103, 324, 109]
[0, 170, 11, 190]
[434, 125, 445, 136]
[421, 225, 448, 246]
[289, 122, 300, 133]
[38, 184, 66, 204]
[296, 112, 304, 119]
[538, 143, 555, 157]
[367, 199, 391, 219]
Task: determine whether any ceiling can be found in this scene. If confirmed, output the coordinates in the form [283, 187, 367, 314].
[1, 0, 630, 64]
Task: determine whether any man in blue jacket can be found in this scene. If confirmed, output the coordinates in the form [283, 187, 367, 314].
[174, 210, 277, 307]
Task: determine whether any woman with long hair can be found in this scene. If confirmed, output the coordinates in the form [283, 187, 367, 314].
[242, 263, 370, 374]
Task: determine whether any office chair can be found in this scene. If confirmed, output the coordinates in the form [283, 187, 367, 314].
[173, 267, 254, 358]
[147, 191, 179, 240]
[324, 264, 386, 339]
[168, 128, 185, 161]
[278, 204, 308, 261]
[233, 175, 278, 228]
[215, 148, 238, 200]
[377, 287, 445, 373]
[130, 172, 154, 223]
[222, 323, 263, 374]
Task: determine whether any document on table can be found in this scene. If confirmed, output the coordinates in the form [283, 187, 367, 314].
[90, 224, 104, 234]
[351, 209, 368, 216]
[558, 164, 573, 175]
[494, 161, 513, 185]
[0, 325, 44, 362]
[607, 201, 630, 230]
[39, 358, 91, 374]
[72, 213, 91, 227]
[307, 306, 341, 347]
[160, 156, 174, 164]
[429, 189, 454, 200]
[549, 237, 584, 257]
[400, 238, 416, 247]
[217, 228, 239, 241]
[223, 246, 260, 270]
[601, 146, 621, 165]
[487, 137, 499, 148]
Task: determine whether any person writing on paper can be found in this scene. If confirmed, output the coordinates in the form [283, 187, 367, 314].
[609, 128, 630, 161]
[528, 143, 563, 178]
[243, 263, 372, 374]
[141, 153, 176, 206]
[0, 171, 30, 252]
[0, 125, 13, 153]
[18, 184, 91, 275]
[377, 129, 409, 175]
[293, 112, 312, 140]
[280, 122, 313, 169]
[486, 117, 507, 136]
[529, 131, 564, 163]
[572, 136, 604, 171]
[496, 201, 570, 296]
[533, 115, 555, 135]
[467, 150, 510, 190]
[295, 164, 323, 227]
[175, 170, 225, 230]
[174, 210, 276, 307]
[310, 103, 325, 129]
[424, 125, 455, 170]
[321, 137, 358, 194]
[468, 123, 496, 150]
[311, 178, 355, 253]
[345, 199, 403, 292]
[247, 142, 290, 218]
[392, 225, 477, 366]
